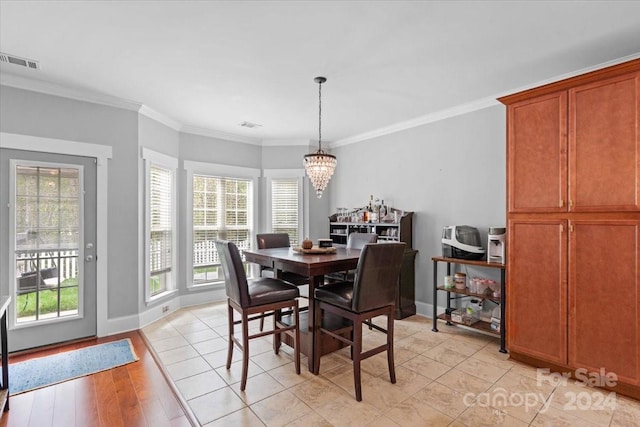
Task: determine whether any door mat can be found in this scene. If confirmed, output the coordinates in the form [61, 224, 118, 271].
[8, 338, 139, 395]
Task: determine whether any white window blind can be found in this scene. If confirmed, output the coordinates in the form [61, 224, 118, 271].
[192, 174, 252, 284]
[149, 164, 173, 296]
[271, 178, 300, 246]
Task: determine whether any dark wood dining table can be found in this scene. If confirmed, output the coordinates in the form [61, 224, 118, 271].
[243, 246, 361, 372]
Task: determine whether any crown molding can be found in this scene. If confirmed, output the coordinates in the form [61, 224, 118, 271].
[331, 97, 499, 148]
[138, 105, 182, 131]
[180, 125, 262, 145]
[0, 72, 142, 112]
[262, 138, 311, 147]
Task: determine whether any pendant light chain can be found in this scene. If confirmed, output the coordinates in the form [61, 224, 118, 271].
[318, 79, 322, 151]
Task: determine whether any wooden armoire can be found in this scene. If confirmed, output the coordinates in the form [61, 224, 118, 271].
[499, 58, 640, 399]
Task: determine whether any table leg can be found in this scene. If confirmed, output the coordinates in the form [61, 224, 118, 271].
[307, 275, 323, 372]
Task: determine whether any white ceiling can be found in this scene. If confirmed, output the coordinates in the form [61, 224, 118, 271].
[1, 1, 640, 146]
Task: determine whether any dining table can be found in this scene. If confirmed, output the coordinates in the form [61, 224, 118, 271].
[243, 246, 361, 372]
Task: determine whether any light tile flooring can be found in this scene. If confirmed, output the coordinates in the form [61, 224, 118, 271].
[142, 302, 640, 426]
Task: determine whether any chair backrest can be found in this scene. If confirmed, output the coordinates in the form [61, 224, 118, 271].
[257, 233, 291, 249]
[346, 232, 378, 250]
[215, 240, 250, 307]
[351, 242, 405, 312]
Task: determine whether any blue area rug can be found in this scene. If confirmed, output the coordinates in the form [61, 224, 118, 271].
[8, 338, 139, 395]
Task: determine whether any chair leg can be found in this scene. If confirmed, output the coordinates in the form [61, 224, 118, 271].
[259, 312, 265, 331]
[387, 312, 396, 384]
[240, 311, 250, 391]
[226, 303, 234, 369]
[273, 309, 282, 354]
[353, 319, 363, 402]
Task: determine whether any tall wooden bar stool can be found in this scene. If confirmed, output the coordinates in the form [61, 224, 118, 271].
[215, 240, 301, 391]
[256, 233, 309, 331]
[313, 242, 405, 401]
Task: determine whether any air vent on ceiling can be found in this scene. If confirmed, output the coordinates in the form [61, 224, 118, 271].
[239, 121, 262, 129]
[0, 52, 40, 70]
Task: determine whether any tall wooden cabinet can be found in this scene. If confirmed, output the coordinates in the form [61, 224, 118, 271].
[500, 59, 640, 398]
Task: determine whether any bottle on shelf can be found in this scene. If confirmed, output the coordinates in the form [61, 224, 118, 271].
[379, 200, 387, 218]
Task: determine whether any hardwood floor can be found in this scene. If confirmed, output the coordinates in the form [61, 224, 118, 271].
[0, 331, 192, 427]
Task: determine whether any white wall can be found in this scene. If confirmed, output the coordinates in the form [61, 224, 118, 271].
[329, 105, 507, 312]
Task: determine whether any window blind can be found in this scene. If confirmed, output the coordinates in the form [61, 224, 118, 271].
[192, 174, 252, 284]
[271, 178, 299, 246]
[149, 164, 173, 296]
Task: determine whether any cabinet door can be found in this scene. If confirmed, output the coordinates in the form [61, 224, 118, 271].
[507, 219, 567, 364]
[569, 220, 639, 385]
[569, 72, 640, 211]
[507, 92, 567, 212]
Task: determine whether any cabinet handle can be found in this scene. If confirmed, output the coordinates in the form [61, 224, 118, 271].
[570, 224, 574, 232]
[559, 199, 564, 208]
[569, 199, 574, 208]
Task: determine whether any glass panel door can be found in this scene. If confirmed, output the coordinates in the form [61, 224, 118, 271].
[1, 148, 97, 351]
[15, 165, 81, 323]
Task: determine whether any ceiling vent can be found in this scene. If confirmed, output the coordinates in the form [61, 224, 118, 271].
[0, 52, 40, 70]
[239, 121, 262, 129]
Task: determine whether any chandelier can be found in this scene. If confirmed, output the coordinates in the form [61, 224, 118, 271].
[304, 76, 336, 198]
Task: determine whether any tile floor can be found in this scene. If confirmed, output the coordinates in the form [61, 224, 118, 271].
[141, 302, 640, 426]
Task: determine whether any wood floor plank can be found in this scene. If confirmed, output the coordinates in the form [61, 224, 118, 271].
[52, 380, 75, 427]
[0, 331, 191, 427]
[94, 368, 124, 427]
[0, 390, 34, 427]
[74, 375, 100, 427]
[27, 386, 55, 427]
[112, 365, 147, 427]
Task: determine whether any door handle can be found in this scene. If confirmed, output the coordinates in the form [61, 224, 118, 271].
[85, 255, 94, 262]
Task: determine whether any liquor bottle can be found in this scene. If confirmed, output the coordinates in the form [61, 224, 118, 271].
[379, 200, 387, 218]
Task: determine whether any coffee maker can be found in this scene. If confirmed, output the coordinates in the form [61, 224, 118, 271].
[487, 227, 506, 264]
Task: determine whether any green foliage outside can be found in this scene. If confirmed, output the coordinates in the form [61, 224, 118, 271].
[17, 277, 79, 318]
[150, 276, 161, 294]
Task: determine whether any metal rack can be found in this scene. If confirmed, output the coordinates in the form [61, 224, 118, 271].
[431, 256, 507, 353]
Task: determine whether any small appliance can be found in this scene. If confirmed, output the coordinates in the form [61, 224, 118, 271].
[487, 226, 506, 264]
[442, 226, 486, 260]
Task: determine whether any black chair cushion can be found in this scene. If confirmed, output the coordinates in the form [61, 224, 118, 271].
[247, 277, 300, 307]
[314, 281, 354, 311]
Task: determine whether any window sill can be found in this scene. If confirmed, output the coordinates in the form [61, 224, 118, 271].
[147, 289, 178, 305]
[187, 281, 225, 292]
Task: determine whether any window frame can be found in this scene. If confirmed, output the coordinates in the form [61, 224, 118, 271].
[142, 148, 178, 303]
[263, 169, 306, 246]
[185, 160, 260, 289]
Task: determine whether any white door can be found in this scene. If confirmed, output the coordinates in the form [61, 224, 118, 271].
[0, 148, 97, 351]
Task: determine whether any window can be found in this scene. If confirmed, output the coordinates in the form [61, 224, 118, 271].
[143, 149, 177, 301]
[264, 169, 305, 246]
[185, 161, 259, 287]
[271, 178, 300, 246]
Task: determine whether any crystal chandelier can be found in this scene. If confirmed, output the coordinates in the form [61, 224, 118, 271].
[304, 76, 336, 198]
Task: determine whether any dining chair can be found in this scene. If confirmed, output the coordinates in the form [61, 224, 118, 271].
[347, 232, 378, 250]
[313, 242, 405, 401]
[256, 233, 309, 285]
[326, 232, 378, 283]
[215, 240, 301, 391]
[256, 233, 309, 331]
